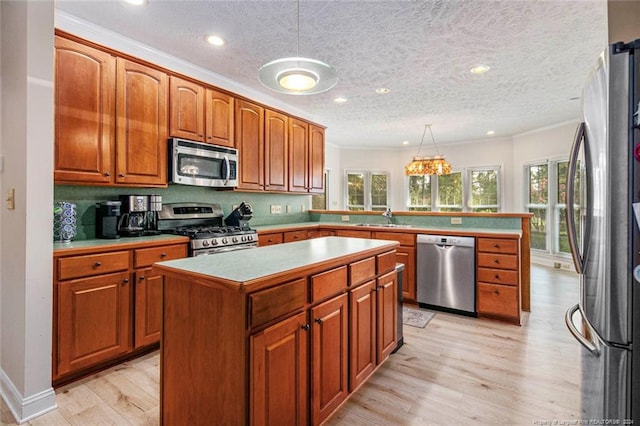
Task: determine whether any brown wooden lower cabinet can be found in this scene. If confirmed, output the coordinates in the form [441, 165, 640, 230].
[251, 311, 309, 426]
[349, 280, 377, 391]
[311, 293, 349, 425]
[134, 268, 163, 348]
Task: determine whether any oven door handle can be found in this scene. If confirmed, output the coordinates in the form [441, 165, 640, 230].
[223, 156, 230, 186]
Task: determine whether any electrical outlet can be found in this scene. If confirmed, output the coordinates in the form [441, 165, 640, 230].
[286, 205, 292, 214]
[301, 205, 306, 212]
[341, 215, 350, 222]
[270, 205, 282, 214]
[450, 217, 462, 225]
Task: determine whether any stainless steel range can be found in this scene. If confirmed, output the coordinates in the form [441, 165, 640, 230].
[158, 202, 257, 256]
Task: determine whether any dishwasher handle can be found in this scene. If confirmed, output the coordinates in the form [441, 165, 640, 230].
[417, 234, 475, 248]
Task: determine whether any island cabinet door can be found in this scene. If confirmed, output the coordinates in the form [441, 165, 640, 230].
[348, 280, 377, 391]
[250, 311, 308, 426]
[376, 270, 398, 363]
[311, 293, 348, 425]
[134, 268, 162, 348]
[57, 271, 131, 376]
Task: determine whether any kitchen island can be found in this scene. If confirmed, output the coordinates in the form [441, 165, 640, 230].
[152, 236, 400, 425]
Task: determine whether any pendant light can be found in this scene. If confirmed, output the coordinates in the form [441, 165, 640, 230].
[258, 0, 337, 95]
[404, 125, 453, 176]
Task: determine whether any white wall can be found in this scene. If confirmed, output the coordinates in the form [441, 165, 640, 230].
[332, 136, 516, 211]
[0, 1, 56, 422]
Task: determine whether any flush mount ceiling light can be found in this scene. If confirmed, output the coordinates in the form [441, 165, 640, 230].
[258, 1, 337, 95]
[206, 35, 225, 46]
[486, 130, 495, 135]
[470, 65, 490, 74]
[333, 96, 348, 103]
[404, 125, 453, 176]
[376, 88, 390, 94]
[123, 0, 146, 5]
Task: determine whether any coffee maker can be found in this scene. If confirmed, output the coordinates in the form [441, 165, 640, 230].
[143, 195, 162, 235]
[96, 201, 121, 239]
[117, 195, 149, 237]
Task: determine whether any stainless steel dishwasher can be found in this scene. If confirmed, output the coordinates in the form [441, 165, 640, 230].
[416, 234, 476, 315]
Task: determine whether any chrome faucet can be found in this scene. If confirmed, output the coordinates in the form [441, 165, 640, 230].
[382, 208, 393, 224]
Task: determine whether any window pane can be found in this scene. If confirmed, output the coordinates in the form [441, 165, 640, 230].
[557, 162, 568, 204]
[528, 164, 548, 204]
[371, 173, 388, 208]
[438, 172, 462, 208]
[408, 175, 431, 211]
[347, 173, 364, 210]
[470, 170, 498, 207]
[529, 207, 547, 250]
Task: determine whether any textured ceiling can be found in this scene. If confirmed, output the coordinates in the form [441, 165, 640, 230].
[55, 0, 608, 148]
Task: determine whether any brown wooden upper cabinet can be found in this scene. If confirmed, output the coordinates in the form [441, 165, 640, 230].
[265, 109, 288, 191]
[235, 99, 265, 190]
[54, 36, 168, 187]
[169, 76, 235, 148]
[289, 118, 325, 193]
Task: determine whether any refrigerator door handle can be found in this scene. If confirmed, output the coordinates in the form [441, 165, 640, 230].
[566, 122, 589, 274]
[565, 303, 600, 356]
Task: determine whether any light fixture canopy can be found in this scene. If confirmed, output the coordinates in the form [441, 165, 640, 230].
[258, 0, 337, 95]
[405, 125, 453, 176]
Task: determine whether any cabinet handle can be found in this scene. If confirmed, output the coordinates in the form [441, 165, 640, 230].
[494, 259, 500, 264]
[139, 275, 145, 281]
[118, 173, 125, 178]
[160, 252, 167, 257]
[93, 261, 102, 267]
[123, 278, 129, 284]
[494, 289, 500, 295]
[301, 324, 310, 331]
[493, 244, 500, 248]
[494, 274, 500, 280]
[104, 172, 110, 177]
[315, 318, 322, 324]
[268, 239, 274, 243]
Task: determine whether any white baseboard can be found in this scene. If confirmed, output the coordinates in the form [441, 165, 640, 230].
[531, 253, 576, 272]
[0, 369, 57, 424]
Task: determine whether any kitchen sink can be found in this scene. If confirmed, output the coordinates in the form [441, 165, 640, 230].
[354, 223, 413, 228]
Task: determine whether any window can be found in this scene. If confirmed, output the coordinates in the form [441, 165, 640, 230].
[469, 169, 499, 212]
[311, 170, 328, 210]
[525, 159, 581, 255]
[437, 172, 463, 212]
[407, 175, 432, 211]
[345, 171, 389, 211]
[406, 166, 500, 212]
[526, 164, 549, 251]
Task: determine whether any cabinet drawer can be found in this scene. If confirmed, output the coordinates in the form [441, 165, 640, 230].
[57, 251, 129, 280]
[477, 253, 518, 270]
[477, 267, 519, 286]
[250, 278, 307, 329]
[311, 266, 348, 303]
[477, 283, 519, 319]
[349, 257, 376, 287]
[376, 251, 397, 275]
[284, 230, 308, 243]
[334, 229, 371, 239]
[477, 238, 518, 254]
[258, 232, 283, 246]
[134, 244, 187, 268]
[372, 232, 415, 247]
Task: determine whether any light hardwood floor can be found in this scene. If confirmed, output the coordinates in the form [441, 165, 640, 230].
[1, 265, 581, 425]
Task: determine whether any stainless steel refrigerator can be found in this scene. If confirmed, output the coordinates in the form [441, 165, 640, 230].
[565, 39, 640, 423]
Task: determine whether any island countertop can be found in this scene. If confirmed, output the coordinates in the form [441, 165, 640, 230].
[153, 236, 399, 289]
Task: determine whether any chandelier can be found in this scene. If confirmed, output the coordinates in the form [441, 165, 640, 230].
[404, 125, 452, 176]
[258, 1, 337, 95]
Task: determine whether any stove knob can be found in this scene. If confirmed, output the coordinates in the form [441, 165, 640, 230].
[241, 236, 247, 242]
[232, 237, 238, 243]
[222, 238, 228, 244]
[210, 239, 217, 245]
[202, 240, 210, 247]
[248, 235, 254, 241]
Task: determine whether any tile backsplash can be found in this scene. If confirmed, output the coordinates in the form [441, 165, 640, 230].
[55, 185, 312, 240]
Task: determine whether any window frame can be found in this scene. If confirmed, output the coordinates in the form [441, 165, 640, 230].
[344, 170, 390, 211]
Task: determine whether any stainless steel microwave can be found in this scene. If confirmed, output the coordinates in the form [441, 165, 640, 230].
[169, 138, 238, 188]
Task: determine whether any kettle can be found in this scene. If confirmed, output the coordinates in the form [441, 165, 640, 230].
[224, 202, 253, 227]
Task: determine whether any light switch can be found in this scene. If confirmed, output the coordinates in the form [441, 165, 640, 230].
[6, 188, 15, 210]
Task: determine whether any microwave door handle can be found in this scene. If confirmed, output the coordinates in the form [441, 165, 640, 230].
[223, 156, 230, 185]
[566, 122, 585, 274]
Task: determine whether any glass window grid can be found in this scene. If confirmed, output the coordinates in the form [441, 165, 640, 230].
[345, 170, 390, 211]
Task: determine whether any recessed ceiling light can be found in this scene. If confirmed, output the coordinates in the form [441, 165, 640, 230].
[376, 88, 390, 94]
[334, 96, 347, 103]
[486, 130, 495, 135]
[206, 35, 225, 46]
[123, 0, 146, 5]
[470, 65, 490, 75]
[402, 141, 409, 145]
